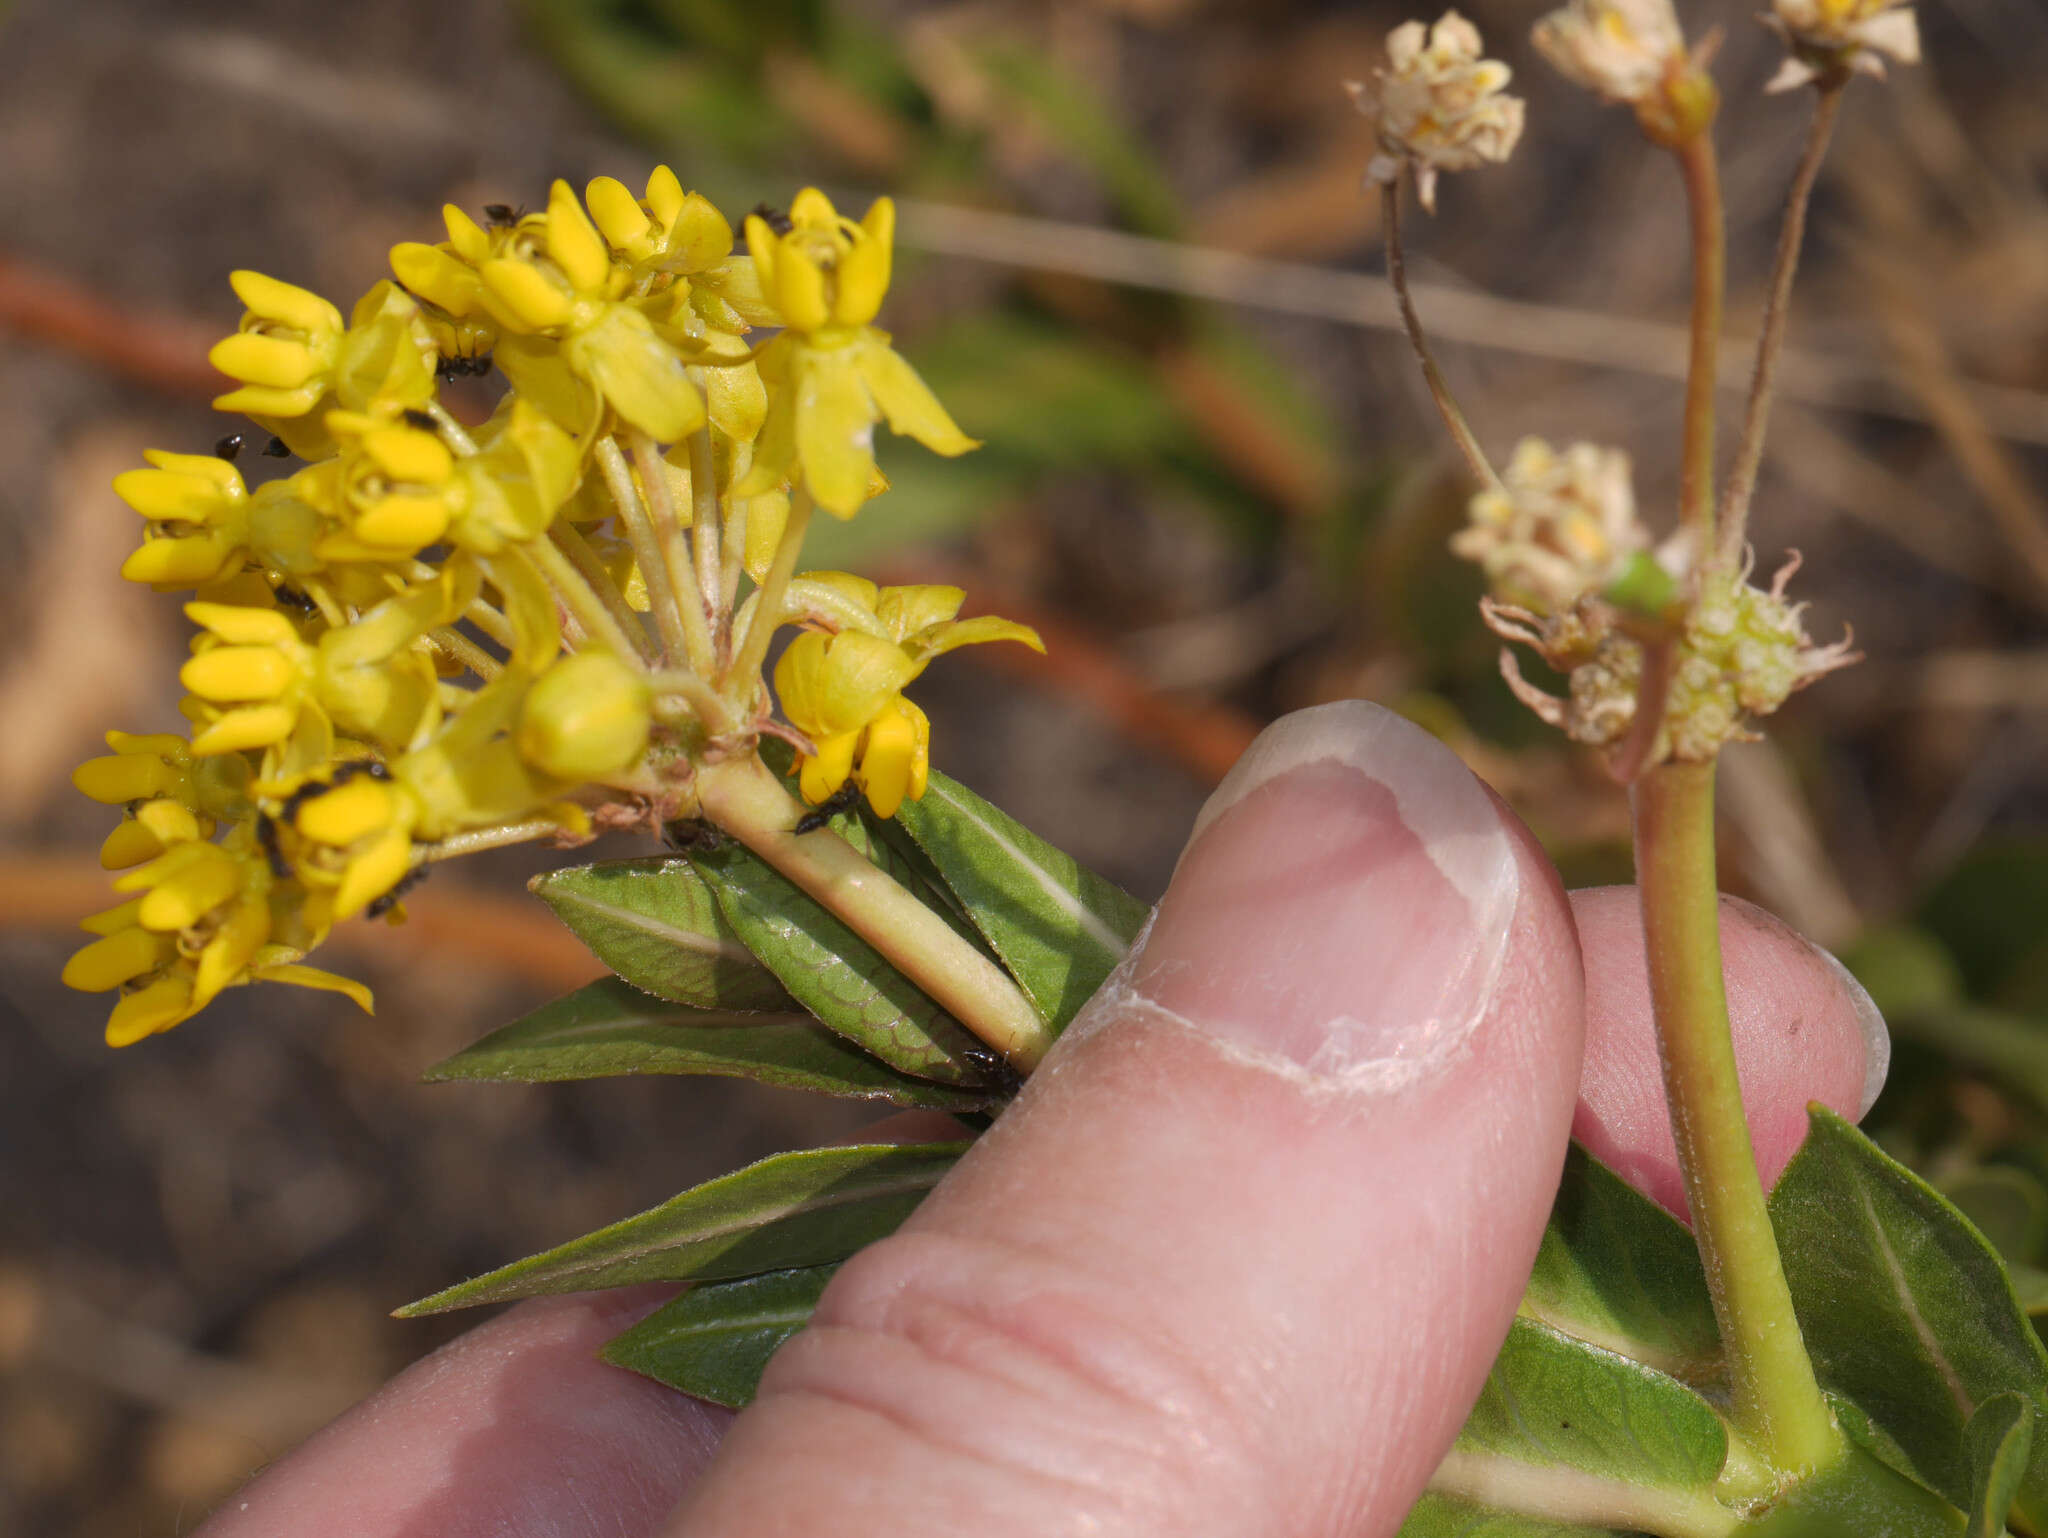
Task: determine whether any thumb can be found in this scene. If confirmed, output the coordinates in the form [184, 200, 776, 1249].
[672, 701, 1587, 1538]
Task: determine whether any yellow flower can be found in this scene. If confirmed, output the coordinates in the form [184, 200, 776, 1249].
[1347, 11, 1525, 213]
[1765, 0, 1918, 89]
[281, 764, 422, 920]
[745, 189, 895, 335]
[116, 451, 252, 589]
[210, 271, 345, 420]
[773, 586, 1041, 816]
[73, 731, 251, 868]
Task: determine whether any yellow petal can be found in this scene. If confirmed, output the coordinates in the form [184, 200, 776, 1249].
[122, 535, 236, 588]
[390, 242, 483, 317]
[742, 490, 790, 584]
[743, 214, 780, 292]
[443, 203, 491, 263]
[789, 188, 839, 227]
[917, 614, 1045, 658]
[568, 306, 704, 443]
[73, 752, 173, 804]
[803, 570, 882, 611]
[584, 175, 652, 251]
[480, 258, 576, 331]
[769, 243, 830, 333]
[855, 339, 979, 456]
[131, 846, 241, 932]
[133, 798, 204, 848]
[795, 349, 877, 518]
[833, 199, 894, 327]
[902, 697, 930, 801]
[79, 897, 146, 936]
[189, 703, 298, 755]
[704, 358, 767, 444]
[253, 962, 374, 1014]
[353, 492, 452, 550]
[874, 583, 964, 640]
[799, 730, 859, 806]
[782, 630, 920, 737]
[193, 893, 271, 1007]
[645, 165, 686, 229]
[547, 178, 614, 296]
[142, 448, 248, 488]
[228, 270, 341, 334]
[294, 775, 395, 846]
[186, 601, 298, 647]
[114, 465, 238, 520]
[855, 699, 917, 819]
[362, 425, 453, 483]
[64, 926, 172, 992]
[334, 828, 414, 919]
[667, 191, 734, 272]
[210, 332, 322, 390]
[181, 645, 296, 702]
[100, 818, 168, 870]
[211, 383, 325, 419]
[105, 974, 197, 1046]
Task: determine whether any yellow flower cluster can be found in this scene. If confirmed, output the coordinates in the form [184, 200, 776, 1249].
[71, 172, 1037, 1046]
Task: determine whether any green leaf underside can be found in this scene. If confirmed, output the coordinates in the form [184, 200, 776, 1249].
[397, 1141, 965, 1316]
[1770, 1107, 2048, 1523]
[1966, 1394, 2035, 1538]
[421, 977, 998, 1111]
[531, 858, 793, 1011]
[602, 1265, 837, 1409]
[893, 767, 1151, 1032]
[688, 841, 999, 1087]
[1524, 1146, 1723, 1389]
[1399, 1492, 1624, 1537]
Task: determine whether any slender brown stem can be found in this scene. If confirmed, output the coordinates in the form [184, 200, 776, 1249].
[1676, 133, 1726, 554]
[1382, 182, 1501, 493]
[1634, 762, 1837, 1474]
[1716, 83, 1845, 572]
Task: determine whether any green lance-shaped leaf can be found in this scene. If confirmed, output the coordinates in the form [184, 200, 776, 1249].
[1770, 1107, 2048, 1522]
[602, 1264, 838, 1409]
[688, 840, 1005, 1087]
[1967, 1394, 2035, 1538]
[398, 1141, 965, 1316]
[892, 767, 1151, 1032]
[1522, 1146, 1723, 1392]
[422, 977, 999, 1111]
[530, 857, 793, 1011]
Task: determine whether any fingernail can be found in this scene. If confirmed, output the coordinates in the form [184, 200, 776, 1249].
[1815, 944, 1890, 1117]
[1109, 701, 1520, 1091]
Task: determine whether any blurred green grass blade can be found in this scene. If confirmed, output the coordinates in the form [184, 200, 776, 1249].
[603, 1264, 838, 1408]
[688, 841, 1004, 1087]
[531, 857, 795, 1012]
[892, 768, 1148, 1033]
[423, 976, 997, 1110]
[399, 1141, 965, 1315]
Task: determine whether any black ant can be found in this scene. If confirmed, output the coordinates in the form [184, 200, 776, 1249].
[958, 1044, 1024, 1099]
[214, 432, 244, 461]
[365, 866, 428, 919]
[274, 585, 317, 613]
[662, 818, 726, 853]
[276, 760, 393, 828]
[401, 408, 437, 431]
[435, 352, 493, 383]
[751, 202, 793, 236]
[482, 202, 525, 228]
[255, 812, 290, 878]
[794, 783, 864, 835]
[262, 436, 292, 459]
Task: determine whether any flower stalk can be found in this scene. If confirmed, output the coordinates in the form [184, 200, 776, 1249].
[1382, 182, 1502, 492]
[1676, 129, 1725, 553]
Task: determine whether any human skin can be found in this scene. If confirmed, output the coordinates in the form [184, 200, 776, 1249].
[196, 702, 1880, 1538]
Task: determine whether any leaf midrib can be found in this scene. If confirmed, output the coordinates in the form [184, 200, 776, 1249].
[547, 887, 760, 965]
[928, 780, 1132, 961]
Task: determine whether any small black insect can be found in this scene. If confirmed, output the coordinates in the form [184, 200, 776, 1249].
[958, 1044, 1025, 1100]
[262, 436, 292, 459]
[435, 352, 493, 383]
[662, 817, 726, 853]
[274, 584, 317, 613]
[276, 759, 393, 827]
[214, 432, 245, 461]
[794, 783, 864, 836]
[482, 202, 524, 228]
[365, 865, 429, 919]
[401, 408, 437, 430]
[751, 202, 794, 236]
[255, 812, 290, 878]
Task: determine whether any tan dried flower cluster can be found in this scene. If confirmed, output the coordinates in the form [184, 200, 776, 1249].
[1765, 0, 1920, 91]
[1533, 0, 1688, 106]
[1454, 438, 1651, 615]
[1347, 11, 1525, 213]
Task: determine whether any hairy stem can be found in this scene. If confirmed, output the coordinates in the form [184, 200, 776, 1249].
[1715, 82, 1845, 572]
[1382, 182, 1501, 493]
[682, 405, 728, 658]
[550, 519, 656, 664]
[426, 626, 502, 680]
[524, 532, 645, 666]
[697, 752, 1053, 1071]
[1633, 761, 1836, 1474]
[1676, 133, 1726, 554]
[726, 487, 813, 699]
[629, 431, 719, 680]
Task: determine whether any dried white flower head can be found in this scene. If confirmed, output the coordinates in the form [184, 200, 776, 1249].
[1453, 438, 1650, 613]
[1347, 11, 1525, 213]
[1534, 0, 1687, 106]
[1485, 556, 1859, 765]
[1764, 0, 1920, 92]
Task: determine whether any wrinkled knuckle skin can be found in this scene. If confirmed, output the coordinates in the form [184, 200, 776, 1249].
[753, 1229, 1269, 1535]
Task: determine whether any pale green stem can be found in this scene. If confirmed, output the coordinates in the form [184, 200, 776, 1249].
[1676, 132, 1726, 553]
[629, 431, 719, 679]
[1715, 82, 1845, 573]
[696, 752, 1053, 1071]
[424, 401, 479, 456]
[551, 519, 657, 665]
[1383, 181, 1501, 494]
[720, 495, 748, 617]
[419, 817, 568, 862]
[523, 534, 646, 665]
[427, 626, 501, 680]
[595, 435, 699, 672]
[725, 487, 813, 698]
[649, 668, 730, 732]
[463, 598, 517, 651]
[1633, 761, 1837, 1474]
[682, 401, 728, 658]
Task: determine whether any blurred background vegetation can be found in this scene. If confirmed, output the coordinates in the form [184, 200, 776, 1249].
[4, 0, 2048, 1530]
